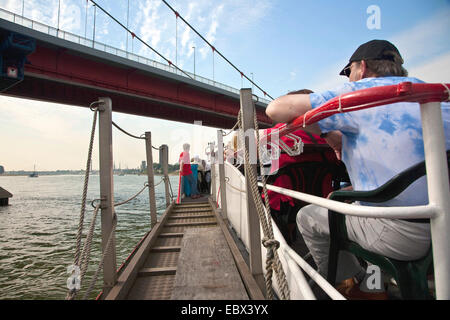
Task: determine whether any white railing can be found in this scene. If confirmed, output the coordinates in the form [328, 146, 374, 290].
[259, 183, 436, 220]
[213, 160, 346, 300]
[213, 85, 449, 300]
[0, 7, 270, 104]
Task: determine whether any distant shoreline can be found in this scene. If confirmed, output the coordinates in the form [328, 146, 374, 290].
[0, 172, 180, 177]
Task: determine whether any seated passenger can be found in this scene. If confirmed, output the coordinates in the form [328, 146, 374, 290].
[262, 89, 349, 246]
[265, 39, 450, 299]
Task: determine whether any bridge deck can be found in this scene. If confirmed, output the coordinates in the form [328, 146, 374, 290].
[104, 197, 263, 300]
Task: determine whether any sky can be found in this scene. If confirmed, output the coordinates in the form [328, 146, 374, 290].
[0, 0, 449, 171]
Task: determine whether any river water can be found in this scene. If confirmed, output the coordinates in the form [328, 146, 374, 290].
[0, 174, 178, 300]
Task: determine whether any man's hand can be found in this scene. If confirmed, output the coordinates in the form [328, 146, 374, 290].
[327, 185, 353, 199]
[324, 130, 343, 161]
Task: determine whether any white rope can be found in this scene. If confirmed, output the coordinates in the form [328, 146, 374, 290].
[238, 105, 290, 300]
[113, 183, 149, 207]
[225, 178, 246, 193]
[67, 102, 165, 299]
[66, 103, 99, 300]
[112, 121, 146, 140]
[82, 212, 117, 299]
[222, 119, 240, 136]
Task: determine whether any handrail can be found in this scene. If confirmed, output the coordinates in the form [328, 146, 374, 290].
[269, 207, 344, 299]
[220, 160, 346, 299]
[277, 82, 450, 138]
[258, 182, 437, 220]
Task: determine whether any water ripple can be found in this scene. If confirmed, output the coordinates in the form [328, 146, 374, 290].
[0, 174, 179, 300]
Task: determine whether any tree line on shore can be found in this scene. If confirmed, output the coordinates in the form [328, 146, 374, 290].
[0, 163, 181, 176]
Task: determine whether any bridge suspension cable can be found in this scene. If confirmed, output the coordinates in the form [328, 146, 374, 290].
[88, 0, 193, 80]
[89, 0, 273, 100]
[161, 0, 274, 100]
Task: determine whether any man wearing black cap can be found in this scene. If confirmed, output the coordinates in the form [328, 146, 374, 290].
[266, 40, 450, 299]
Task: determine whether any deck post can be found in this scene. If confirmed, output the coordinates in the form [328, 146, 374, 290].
[217, 130, 228, 220]
[420, 102, 450, 299]
[240, 88, 265, 294]
[209, 142, 217, 200]
[145, 132, 158, 228]
[160, 144, 171, 207]
[97, 97, 117, 295]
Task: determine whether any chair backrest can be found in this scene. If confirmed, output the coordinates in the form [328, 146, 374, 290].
[330, 150, 450, 204]
[327, 150, 450, 285]
[267, 159, 349, 208]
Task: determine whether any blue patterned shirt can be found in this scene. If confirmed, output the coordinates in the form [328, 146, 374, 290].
[310, 77, 450, 206]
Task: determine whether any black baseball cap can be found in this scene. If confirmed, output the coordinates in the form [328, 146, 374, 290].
[339, 40, 402, 76]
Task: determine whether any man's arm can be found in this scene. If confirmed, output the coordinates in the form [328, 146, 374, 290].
[266, 93, 312, 123]
[266, 93, 321, 135]
[266, 93, 344, 158]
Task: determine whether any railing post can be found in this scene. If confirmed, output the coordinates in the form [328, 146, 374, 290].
[160, 144, 171, 207]
[240, 88, 265, 293]
[217, 130, 228, 220]
[421, 102, 450, 299]
[209, 142, 217, 201]
[145, 132, 158, 228]
[97, 97, 117, 295]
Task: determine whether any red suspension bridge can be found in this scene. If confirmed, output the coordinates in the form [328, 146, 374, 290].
[0, 1, 273, 129]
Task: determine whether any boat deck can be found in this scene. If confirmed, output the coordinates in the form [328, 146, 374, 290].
[103, 196, 264, 300]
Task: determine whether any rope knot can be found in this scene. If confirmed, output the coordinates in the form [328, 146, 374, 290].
[262, 237, 280, 251]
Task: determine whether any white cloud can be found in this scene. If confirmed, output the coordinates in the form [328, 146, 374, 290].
[181, 25, 191, 49]
[389, 8, 450, 82]
[59, 0, 83, 32]
[218, 0, 273, 33]
[137, 0, 162, 51]
[0, 96, 99, 171]
[389, 7, 450, 67]
[307, 58, 348, 92]
[408, 52, 450, 83]
[309, 8, 450, 93]
[0, 0, 22, 13]
[289, 71, 296, 79]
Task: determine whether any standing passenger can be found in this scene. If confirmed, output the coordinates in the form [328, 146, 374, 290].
[179, 143, 201, 199]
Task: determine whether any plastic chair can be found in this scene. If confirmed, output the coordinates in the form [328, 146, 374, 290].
[327, 150, 450, 300]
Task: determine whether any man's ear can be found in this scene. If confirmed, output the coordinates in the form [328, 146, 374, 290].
[360, 60, 369, 78]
